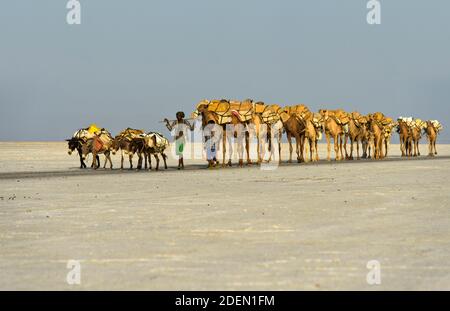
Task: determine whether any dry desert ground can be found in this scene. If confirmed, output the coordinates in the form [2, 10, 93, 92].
[0, 141, 449, 290]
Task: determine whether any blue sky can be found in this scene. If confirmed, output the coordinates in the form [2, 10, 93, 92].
[0, 0, 449, 142]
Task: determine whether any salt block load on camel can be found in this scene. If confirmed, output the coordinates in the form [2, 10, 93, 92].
[192, 99, 256, 167]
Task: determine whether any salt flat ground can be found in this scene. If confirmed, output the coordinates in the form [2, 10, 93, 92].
[0, 142, 449, 290]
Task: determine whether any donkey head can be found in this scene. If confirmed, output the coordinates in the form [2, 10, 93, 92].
[80, 139, 93, 160]
[66, 138, 81, 155]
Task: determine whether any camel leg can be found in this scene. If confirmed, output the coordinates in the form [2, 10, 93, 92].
[325, 133, 331, 161]
[314, 138, 319, 161]
[356, 140, 360, 160]
[434, 139, 437, 155]
[417, 141, 421, 156]
[278, 130, 282, 164]
[245, 132, 252, 165]
[287, 133, 293, 163]
[400, 138, 405, 157]
[344, 135, 349, 159]
[334, 135, 340, 161]
[339, 135, 344, 160]
[222, 130, 227, 168]
[350, 138, 354, 160]
[295, 136, 301, 163]
[148, 153, 152, 169]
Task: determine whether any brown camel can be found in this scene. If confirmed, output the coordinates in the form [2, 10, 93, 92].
[193, 101, 251, 167]
[411, 120, 426, 157]
[397, 120, 412, 157]
[302, 113, 323, 162]
[344, 112, 369, 160]
[367, 115, 384, 160]
[254, 103, 284, 164]
[319, 109, 345, 161]
[382, 121, 397, 158]
[279, 108, 306, 163]
[424, 121, 439, 156]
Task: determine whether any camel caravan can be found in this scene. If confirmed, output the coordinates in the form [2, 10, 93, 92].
[66, 99, 443, 170]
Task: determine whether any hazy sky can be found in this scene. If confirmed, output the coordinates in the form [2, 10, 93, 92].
[1, 0, 449, 142]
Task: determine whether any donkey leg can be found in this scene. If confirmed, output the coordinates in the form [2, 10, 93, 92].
[129, 154, 133, 170]
[154, 154, 160, 170]
[162, 153, 168, 169]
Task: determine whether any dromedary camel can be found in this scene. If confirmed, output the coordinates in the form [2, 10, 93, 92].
[411, 121, 426, 157]
[278, 108, 306, 163]
[424, 121, 439, 156]
[193, 101, 251, 167]
[302, 113, 323, 162]
[397, 120, 412, 157]
[319, 109, 345, 161]
[344, 112, 369, 160]
[368, 115, 385, 160]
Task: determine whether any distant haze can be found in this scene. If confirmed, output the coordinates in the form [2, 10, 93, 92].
[0, 0, 449, 142]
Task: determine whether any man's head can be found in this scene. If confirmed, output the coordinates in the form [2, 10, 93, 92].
[176, 111, 185, 121]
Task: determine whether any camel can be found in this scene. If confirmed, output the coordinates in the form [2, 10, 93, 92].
[397, 119, 412, 157]
[111, 128, 145, 169]
[301, 113, 323, 162]
[367, 114, 385, 160]
[411, 120, 426, 157]
[81, 129, 114, 169]
[382, 120, 397, 158]
[344, 112, 369, 160]
[192, 100, 252, 167]
[279, 108, 306, 163]
[424, 120, 441, 156]
[253, 103, 285, 164]
[319, 109, 346, 161]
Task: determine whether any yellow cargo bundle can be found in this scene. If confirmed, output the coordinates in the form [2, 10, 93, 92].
[87, 124, 101, 134]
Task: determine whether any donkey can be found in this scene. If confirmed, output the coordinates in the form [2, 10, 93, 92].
[142, 132, 169, 170]
[66, 129, 99, 168]
[80, 130, 114, 169]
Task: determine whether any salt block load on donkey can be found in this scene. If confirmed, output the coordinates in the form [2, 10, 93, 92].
[66, 123, 102, 168]
[192, 99, 256, 167]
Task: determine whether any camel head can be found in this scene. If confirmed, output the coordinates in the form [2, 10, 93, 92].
[191, 100, 209, 119]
